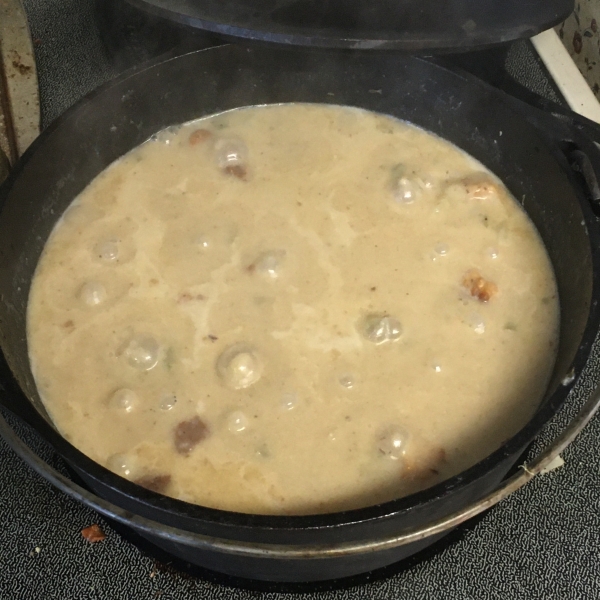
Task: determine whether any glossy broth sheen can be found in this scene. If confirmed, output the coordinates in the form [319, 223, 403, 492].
[27, 104, 559, 515]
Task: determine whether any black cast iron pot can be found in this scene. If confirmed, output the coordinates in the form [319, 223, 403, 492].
[1, 46, 600, 583]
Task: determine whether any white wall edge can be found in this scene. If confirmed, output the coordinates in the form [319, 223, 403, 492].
[532, 28, 600, 124]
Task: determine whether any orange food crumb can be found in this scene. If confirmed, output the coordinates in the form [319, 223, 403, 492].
[461, 269, 498, 302]
[463, 174, 500, 201]
[189, 128, 213, 145]
[81, 524, 106, 543]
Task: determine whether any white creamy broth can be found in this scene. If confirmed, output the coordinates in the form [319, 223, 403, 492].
[27, 104, 559, 515]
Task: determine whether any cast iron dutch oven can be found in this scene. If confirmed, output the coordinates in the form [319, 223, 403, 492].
[1, 46, 600, 582]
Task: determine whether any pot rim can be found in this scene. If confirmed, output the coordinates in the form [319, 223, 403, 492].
[2, 45, 600, 535]
[2, 376, 599, 557]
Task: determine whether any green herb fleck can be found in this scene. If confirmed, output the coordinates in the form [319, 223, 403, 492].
[503, 322, 517, 331]
[164, 346, 175, 370]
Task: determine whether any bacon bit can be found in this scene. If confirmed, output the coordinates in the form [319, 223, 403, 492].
[437, 448, 447, 463]
[189, 128, 213, 146]
[135, 474, 172, 494]
[461, 269, 498, 302]
[62, 320, 74, 329]
[81, 524, 106, 543]
[406, 447, 448, 482]
[174, 416, 209, 455]
[177, 292, 206, 304]
[462, 174, 500, 201]
[246, 263, 256, 274]
[224, 164, 247, 180]
[207, 334, 218, 341]
[149, 278, 159, 286]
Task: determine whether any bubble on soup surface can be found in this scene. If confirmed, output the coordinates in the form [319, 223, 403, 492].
[281, 392, 299, 411]
[420, 175, 435, 190]
[338, 373, 355, 389]
[360, 314, 403, 345]
[430, 243, 449, 262]
[123, 335, 160, 371]
[110, 388, 137, 413]
[196, 235, 210, 250]
[107, 453, 135, 478]
[151, 127, 178, 145]
[216, 344, 263, 389]
[252, 250, 286, 279]
[467, 312, 485, 334]
[159, 393, 177, 411]
[431, 360, 442, 373]
[377, 426, 409, 460]
[393, 176, 420, 204]
[227, 410, 249, 433]
[79, 281, 107, 306]
[215, 137, 248, 169]
[94, 239, 120, 262]
[486, 247, 499, 259]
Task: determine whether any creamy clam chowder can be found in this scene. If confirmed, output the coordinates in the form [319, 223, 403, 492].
[27, 104, 559, 515]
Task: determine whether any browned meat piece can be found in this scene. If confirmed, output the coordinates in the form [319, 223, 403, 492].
[189, 128, 213, 146]
[81, 524, 106, 543]
[177, 292, 206, 303]
[461, 269, 498, 302]
[224, 164, 247, 180]
[405, 447, 448, 481]
[174, 416, 210, 455]
[462, 173, 500, 201]
[135, 474, 172, 494]
[436, 448, 447, 463]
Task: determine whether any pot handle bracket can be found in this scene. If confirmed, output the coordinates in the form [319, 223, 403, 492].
[505, 93, 600, 221]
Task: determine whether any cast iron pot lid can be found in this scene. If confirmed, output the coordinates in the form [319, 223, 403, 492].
[125, 0, 573, 51]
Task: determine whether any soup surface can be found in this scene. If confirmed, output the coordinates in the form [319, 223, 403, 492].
[27, 104, 559, 515]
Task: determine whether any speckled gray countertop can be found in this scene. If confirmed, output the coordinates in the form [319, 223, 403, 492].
[1, 1, 600, 598]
